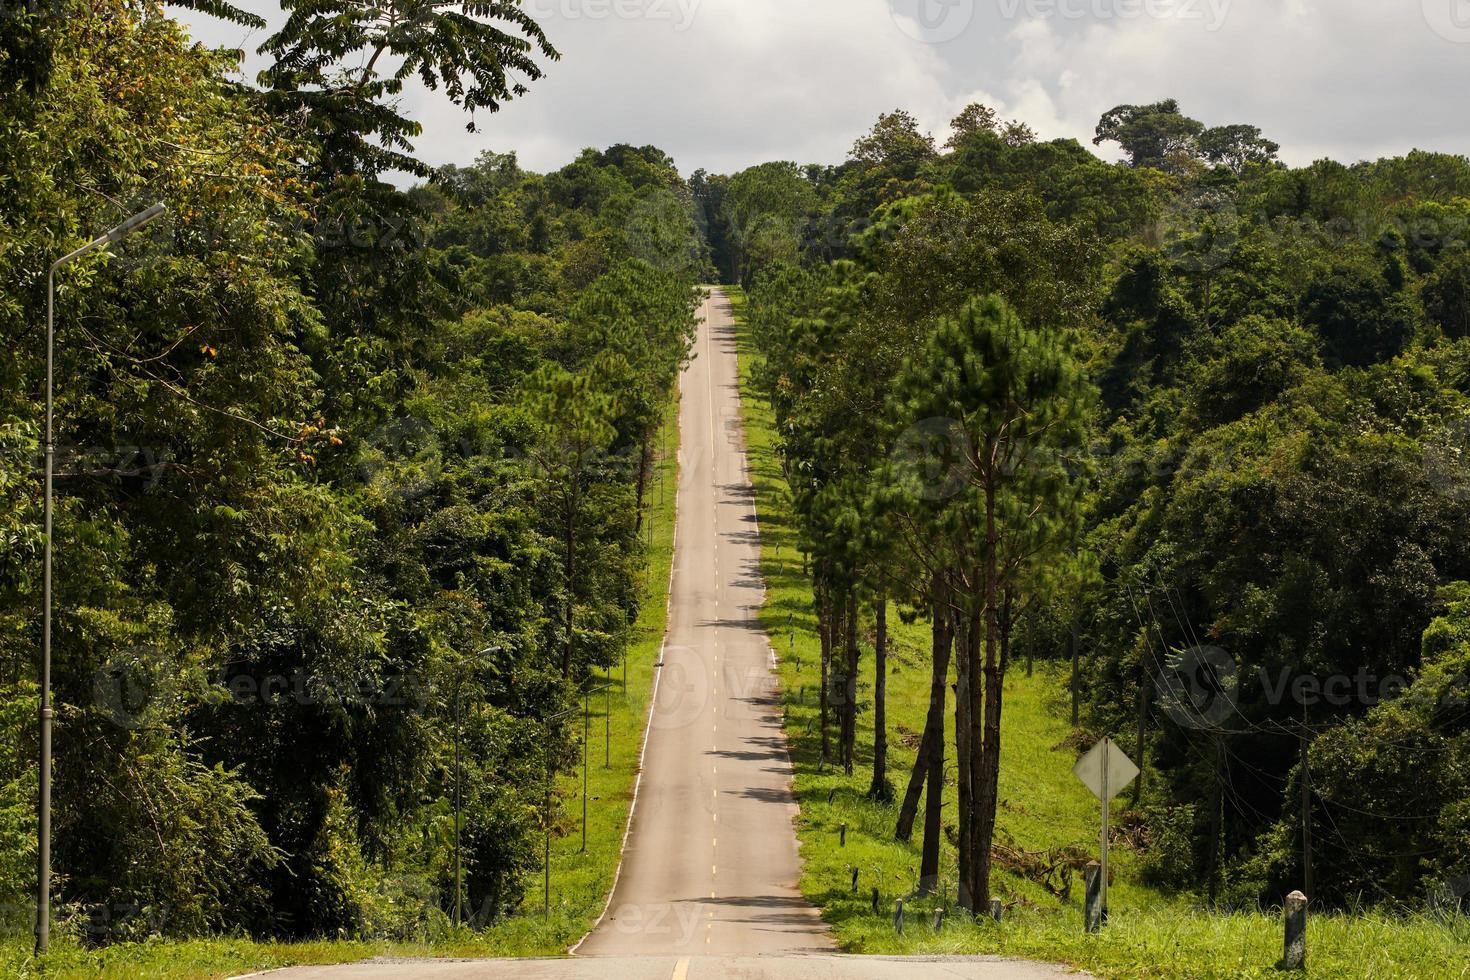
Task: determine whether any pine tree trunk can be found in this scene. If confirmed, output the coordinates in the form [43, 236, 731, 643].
[867, 600, 891, 801]
[819, 585, 831, 765]
[970, 589, 1011, 917]
[1025, 609, 1034, 678]
[954, 611, 974, 911]
[966, 486, 1007, 913]
[895, 726, 929, 843]
[919, 582, 953, 893]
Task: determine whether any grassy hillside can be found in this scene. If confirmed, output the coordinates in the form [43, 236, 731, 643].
[0, 397, 683, 979]
[726, 284, 1470, 979]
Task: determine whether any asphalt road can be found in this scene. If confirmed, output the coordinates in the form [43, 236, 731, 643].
[256, 955, 1083, 979]
[251, 289, 1085, 978]
[574, 288, 829, 957]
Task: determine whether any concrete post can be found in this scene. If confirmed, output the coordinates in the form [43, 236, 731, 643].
[990, 898, 1003, 923]
[1283, 891, 1307, 971]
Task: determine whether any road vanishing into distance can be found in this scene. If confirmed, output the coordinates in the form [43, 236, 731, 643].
[252, 290, 1083, 979]
[576, 288, 830, 956]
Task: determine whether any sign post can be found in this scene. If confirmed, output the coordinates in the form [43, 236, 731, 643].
[1072, 736, 1139, 927]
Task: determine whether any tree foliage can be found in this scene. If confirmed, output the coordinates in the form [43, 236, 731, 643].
[737, 96, 1470, 913]
[0, 0, 696, 942]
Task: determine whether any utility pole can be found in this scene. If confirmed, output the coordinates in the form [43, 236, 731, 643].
[453, 684, 462, 926]
[544, 736, 552, 918]
[579, 682, 611, 853]
[1301, 706, 1313, 900]
[1132, 671, 1150, 808]
[582, 688, 589, 853]
[1208, 735, 1225, 905]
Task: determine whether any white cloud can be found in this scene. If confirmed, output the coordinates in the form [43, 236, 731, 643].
[409, 0, 957, 174]
[977, 0, 1470, 166]
[172, 0, 1470, 176]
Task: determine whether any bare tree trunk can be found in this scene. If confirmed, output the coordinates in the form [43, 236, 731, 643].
[867, 600, 891, 802]
[818, 585, 831, 765]
[1025, 608, 1034, 678]
[954, 610, 975, 911]
[919, 583, 953, 893]
[970, 588, 1010, 916]
[964, 483, 1005, 913]
[895, 726, 930, 842]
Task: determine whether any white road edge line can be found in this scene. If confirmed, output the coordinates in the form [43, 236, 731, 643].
[568, 288, 702, 956]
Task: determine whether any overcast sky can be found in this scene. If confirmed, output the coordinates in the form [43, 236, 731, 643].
[175, 0, 1470, 179]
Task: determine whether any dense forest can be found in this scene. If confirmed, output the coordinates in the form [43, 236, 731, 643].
[4, 0, 1470, 955]
[0, 0, 702, 943]
[731, 102, 1470, 913]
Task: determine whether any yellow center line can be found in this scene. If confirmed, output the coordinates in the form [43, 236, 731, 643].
[672, 957, 690, 980]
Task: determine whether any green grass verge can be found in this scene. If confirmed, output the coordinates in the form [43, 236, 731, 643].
[0, 396, 683, 979]
[725, 282, 1470, 979]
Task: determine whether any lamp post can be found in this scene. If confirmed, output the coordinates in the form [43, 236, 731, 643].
[580, 683, 611, 853]
[541, 679, 611, 916]
[582, 688, 589, 852]
[453, 645, 500, 928]
[36, 202, 166, 957]
[542, 702, 579, 919]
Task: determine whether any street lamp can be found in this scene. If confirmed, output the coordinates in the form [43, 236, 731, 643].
[581, 683, 612, 853]
[541, 702, 579, 919]
[36, 202, 166, 957]
[540, 679, 611, 917]
[452, 645, 501, 929]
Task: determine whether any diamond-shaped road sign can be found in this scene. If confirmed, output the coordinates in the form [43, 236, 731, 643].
[1073, 736, 1139, 802]
[1073, 736, 1139, 929]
